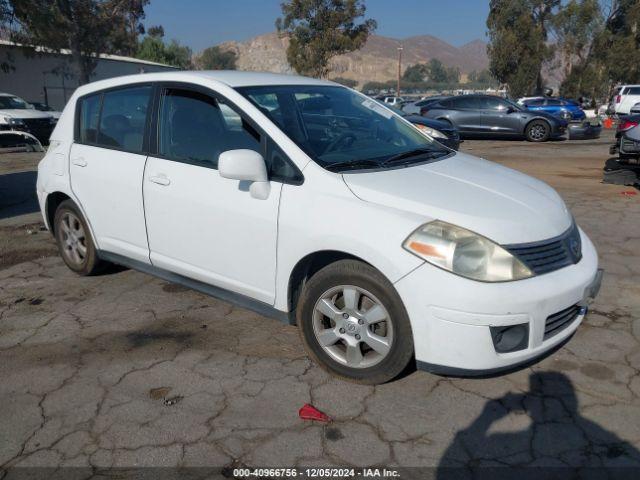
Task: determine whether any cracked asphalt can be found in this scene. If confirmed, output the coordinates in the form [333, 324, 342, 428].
[1, 134, 639, 475]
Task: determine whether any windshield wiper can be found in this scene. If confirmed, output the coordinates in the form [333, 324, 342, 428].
[324, 159, 384, 172]
[381, 147, 445, 167]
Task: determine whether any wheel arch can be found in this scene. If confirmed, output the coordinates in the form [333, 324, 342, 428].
[45, 191, 72, 235]
[287, 250, 374, 322]
[524, 116, 551, 135]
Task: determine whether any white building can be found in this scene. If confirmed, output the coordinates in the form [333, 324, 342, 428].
[0, 40, 177, 110]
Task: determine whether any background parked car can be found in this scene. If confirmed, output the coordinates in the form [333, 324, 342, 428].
[522, 97, 586, 122]
[29, 101, 62, 119]
[610, 85, 640, 115]
[610, 115, 640, 160]
[605, 114, 640, 186]
[421, 94, 568, 142]
[375, 95, 404, 106]
[0, 92, 56, 144]
[381, 102, 461, 150]
[402, 96, 448, 115]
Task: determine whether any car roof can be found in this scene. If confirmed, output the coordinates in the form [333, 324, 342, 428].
[75, 71, 334, 95]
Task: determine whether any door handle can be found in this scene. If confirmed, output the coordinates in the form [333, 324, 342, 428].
[149, 175, 170, 186]
[71, 157, 87, 167]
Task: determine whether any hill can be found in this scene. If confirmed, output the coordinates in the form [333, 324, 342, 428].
[215, 32, 489, 85]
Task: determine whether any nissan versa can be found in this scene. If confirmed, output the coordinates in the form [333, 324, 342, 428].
[37, 72, 603, 384]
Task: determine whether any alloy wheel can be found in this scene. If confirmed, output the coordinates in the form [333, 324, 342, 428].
[530, 124, 547, 140]
[59, 212, 87, 266]
[312, 285, 394, 369]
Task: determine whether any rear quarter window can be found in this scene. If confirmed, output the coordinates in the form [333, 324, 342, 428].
[626, 87, 640, 95]
[77, 94, 101, 144]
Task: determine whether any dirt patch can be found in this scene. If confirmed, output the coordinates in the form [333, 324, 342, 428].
[0, 222, 57, 270]
[162, 283, 190, 293]
[149, 387, 172, 400]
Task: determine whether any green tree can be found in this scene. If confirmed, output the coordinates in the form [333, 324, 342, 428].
[467, 69, 497, 87]
[557, 0, 640, 101]
[487, 0, 559, 97]
[198, 46, 237, 70]
[553, 0, 603, 98]
[136, 27, 192, 69]
[402, 63, 429, 83]
[427, 58, 448, 83]
[275, 0, 377, 78]
[9, 0, 148, 84]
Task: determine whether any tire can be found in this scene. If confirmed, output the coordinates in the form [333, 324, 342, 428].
[525, 120, 551, 142]
[296, 260, 414, 384]
[53, 199, 105, 275]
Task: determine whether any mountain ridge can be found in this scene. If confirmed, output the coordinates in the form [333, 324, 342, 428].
[215, 32, 489, 85]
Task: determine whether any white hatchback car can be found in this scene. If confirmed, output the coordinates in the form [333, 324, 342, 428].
[37, 71, 602, 384]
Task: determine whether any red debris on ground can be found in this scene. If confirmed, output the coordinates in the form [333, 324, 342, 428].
[298, 403, 332, 423]
[620, 190, 638, 196]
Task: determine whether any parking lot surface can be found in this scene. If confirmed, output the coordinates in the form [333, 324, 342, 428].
[1, 135, 640, 473]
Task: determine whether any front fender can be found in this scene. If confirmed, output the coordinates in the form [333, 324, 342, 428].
[273, 169, 425, 311]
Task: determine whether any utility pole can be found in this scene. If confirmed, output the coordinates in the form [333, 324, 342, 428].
[397, 45, 403, 97]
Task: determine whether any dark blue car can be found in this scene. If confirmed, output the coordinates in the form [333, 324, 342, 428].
[522, 97, 586, 122]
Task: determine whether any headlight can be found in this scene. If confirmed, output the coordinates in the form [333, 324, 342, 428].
[413, 123, 447, 139]
[4, 117, 25, 126]
[403, 220, 533, 282]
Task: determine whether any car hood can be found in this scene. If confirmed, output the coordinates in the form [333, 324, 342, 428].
[0, 109, 53, 119]
[342, 151, 572, 245]
[403, 115, 456, 132]
[530, 109, 567, 125]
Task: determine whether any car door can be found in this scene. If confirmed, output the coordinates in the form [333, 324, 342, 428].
[479, 96, 522, 135]
[441, 96, 483, 134]
[69, 84, 152, 263]
[143, 85, 283, 304]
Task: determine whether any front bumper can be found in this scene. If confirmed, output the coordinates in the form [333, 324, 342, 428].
[395, 228, 600, 375]
[551, 124, 568, 137]
[0, 122, 54, 144]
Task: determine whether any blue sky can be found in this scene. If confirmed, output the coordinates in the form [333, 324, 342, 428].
[144, 0, 490, 52]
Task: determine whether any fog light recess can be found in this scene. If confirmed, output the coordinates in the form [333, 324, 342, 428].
[490, 323, 529, 353]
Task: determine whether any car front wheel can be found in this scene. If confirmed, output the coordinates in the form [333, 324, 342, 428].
[297, 260, 414, 384]
[526, 120, 551, 142]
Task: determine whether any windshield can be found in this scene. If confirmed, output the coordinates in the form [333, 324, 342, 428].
[0, 95, 29, 110]
[503, 97, 523, 110]
[236, 85, 449, 171]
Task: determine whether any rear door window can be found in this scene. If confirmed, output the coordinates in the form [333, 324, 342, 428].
[98, 86, 151, 152]
[452, 96, 480, 109]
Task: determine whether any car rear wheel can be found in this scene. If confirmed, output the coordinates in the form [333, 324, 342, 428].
[297, 260, 414, 384]
[526, 120, 550, 142]
[54, 200, 105, 275]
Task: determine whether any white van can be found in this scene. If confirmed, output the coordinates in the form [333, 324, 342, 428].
[37, 71, 602, 383]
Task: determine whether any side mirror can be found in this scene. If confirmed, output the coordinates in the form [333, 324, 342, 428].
[506, 106, 516, 113]
[218, 149, 270, 200]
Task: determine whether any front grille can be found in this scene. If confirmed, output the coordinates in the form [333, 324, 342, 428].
[504, 223, 582, 275]
[22, 118, 53, 141]
[621, 138, 640, 153]
[544, 304, 582, 340]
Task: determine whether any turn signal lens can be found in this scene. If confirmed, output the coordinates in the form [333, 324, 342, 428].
[403, 220, 533, 282]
